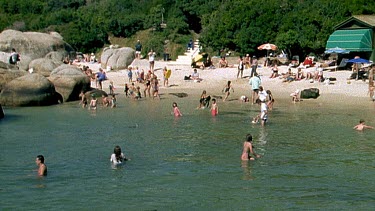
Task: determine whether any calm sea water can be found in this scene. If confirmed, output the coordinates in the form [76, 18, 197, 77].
[0, 93, 374, 210]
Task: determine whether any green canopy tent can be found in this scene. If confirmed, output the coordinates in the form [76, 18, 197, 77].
[326, 29, 373, 52]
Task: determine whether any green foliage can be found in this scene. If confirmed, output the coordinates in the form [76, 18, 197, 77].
[0, 0, 374, 58]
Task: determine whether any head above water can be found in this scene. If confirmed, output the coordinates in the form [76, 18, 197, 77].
[246, 134, 253, 142]
[36, 155, 45, 163]
[359, 119, 365, 124]
[114, 146, 122, 156]
[173, 102, 178, 107]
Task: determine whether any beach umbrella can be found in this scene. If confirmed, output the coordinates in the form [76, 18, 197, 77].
[347, 58, 371, 63]
[325, 47, 350, 54]
[257, 43, 277, 58]
[257, 43, 278, 51]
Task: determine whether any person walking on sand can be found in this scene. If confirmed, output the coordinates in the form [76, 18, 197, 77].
[249, 73, 261, 104]
[241, 134, 261, 161]
[353, 119, 374, 131]
[35, 155, 47, 176]
[211, 98, 218, 116]
[223, 80, 234, 102]
[148, 49, 156, 73]
[250, 56, 258, 77]
[172, 102, 182, 117]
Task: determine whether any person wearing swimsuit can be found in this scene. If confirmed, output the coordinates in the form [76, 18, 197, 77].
[223, 80, 234, 102]
[241, 134, 261, 161]
[211, 98, 218, 116]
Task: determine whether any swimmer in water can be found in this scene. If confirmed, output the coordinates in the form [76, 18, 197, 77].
[110, 145, 128, 165]
[241, 134, 261, 161]
[353, 119, 374, 131]
[172, 102, 182, 117]
[35, 155, 47, 176]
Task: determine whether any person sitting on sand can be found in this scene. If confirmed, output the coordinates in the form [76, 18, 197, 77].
[190, 69, 202, 82]
[219, 56, 228, 68]
[296, 68, 304, 80]
[241, 134, 261, 161]
[353, 119, 374, 131]
[269, 63, 279, 78]
[282, 68, 296, 82]
[35, 155, 47, 176]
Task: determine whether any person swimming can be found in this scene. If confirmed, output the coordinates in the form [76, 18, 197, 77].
[110, 145, 128, 165]
[353, 119, 374, 131]
[35, 155, 47, 176]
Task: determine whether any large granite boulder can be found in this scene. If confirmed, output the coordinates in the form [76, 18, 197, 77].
[101, 47, 135, 71]
[0, 74, 58, 106]
[0, 69, 27, 92]
[29, 58, 62, 77]
[49, 65, 91, 102]
[0, 30, 75, 71]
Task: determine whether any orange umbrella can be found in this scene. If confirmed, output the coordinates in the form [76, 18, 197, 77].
[257, 43, 278, 50]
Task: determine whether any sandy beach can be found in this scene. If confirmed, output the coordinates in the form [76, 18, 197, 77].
[80, 58, 374, 106]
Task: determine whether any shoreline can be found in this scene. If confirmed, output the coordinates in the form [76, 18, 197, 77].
[80, 59, 374, 108]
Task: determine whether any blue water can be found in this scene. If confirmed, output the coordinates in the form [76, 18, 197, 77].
[0, 94, 374, 210]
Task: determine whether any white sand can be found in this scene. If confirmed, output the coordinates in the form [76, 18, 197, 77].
[78, 59, 373, 103]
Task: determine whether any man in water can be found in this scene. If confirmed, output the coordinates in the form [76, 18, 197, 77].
[35, 155, 47, 176]
[353, 119, 374, 131]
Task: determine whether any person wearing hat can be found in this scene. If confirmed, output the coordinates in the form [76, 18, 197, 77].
[250, 56, 258, 77]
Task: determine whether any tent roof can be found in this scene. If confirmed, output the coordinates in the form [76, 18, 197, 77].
[326, 29, 373, 52]
[335, 15, 375, 30]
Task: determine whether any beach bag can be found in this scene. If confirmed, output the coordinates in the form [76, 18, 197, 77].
[301, 88, 320, 99]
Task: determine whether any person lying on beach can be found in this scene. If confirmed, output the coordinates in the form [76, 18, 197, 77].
[241, 134, 261, 161]
[353, 119, 374, 131]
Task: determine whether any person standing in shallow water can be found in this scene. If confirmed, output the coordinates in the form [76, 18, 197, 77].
[35, 155, 47, 176]
[110, 146, 128, 165]
[241, 134, 261, 161]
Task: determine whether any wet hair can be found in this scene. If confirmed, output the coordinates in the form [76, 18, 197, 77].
[36, 155, 45, 163]
[173, 102, 177, 107]
[114, 146, 123, 162]
[246, 134, 253, 142]
[359, 119, 365, 124]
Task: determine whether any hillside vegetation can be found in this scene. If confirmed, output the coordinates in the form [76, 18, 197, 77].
[0, 0, 374, 59]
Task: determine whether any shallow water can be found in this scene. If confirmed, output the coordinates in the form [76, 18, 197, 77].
[0, 95, 374, 210]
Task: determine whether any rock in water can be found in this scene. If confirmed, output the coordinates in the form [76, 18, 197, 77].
[0, 74, 58, 106]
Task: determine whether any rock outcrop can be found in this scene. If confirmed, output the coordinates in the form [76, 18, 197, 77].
[101, 47, 135, 71]
[28, 58, 62, 77]
[0, 74, 58, 106]
[49, 65, 91, 102]
[0, 30, 74, 70]
[0, 62, 27, 92]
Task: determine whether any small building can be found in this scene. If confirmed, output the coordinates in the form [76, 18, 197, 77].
[325, 15, 375, 62]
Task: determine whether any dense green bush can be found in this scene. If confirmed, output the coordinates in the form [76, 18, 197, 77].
[0, 0, 374, 58]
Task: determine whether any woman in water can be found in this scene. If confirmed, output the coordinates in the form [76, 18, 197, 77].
[241, 134, 261, 161]
[110, 146, 128, 165]
[172, 102, 182, 117]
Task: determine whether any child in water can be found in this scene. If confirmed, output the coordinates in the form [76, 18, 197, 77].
[124, 83, 129, 97]
[353, 119, 374, 131]
[109, 81, 114, 95]
[89, 95, 97, 110]
[211, 98, 218, 116]
[172, 102, 182, 117]
[111, 94, 116, 108]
